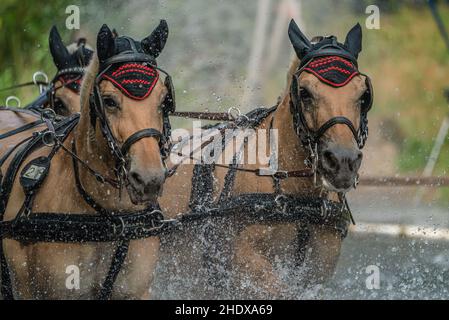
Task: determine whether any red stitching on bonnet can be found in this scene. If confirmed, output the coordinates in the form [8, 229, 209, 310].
[309, 56, 353, 68]
[121, 79, 152, 85]
[102, 72, 160, 100]
[317, 66, 351, 75]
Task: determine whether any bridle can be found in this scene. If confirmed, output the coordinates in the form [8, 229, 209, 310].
[47, 43, 92, 114]
[289, 47, 373, 184]
[87, 48, 175, 190]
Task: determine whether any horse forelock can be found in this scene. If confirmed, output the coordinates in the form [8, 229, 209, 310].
[281, 55, 300, 101]
[80, 54, 99, 115]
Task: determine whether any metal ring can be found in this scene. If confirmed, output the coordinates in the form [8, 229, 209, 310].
[227, 107, 242, 120]
[33, 71, 49, 86]
[5, 96, 21, 108]
[320, 200, 329, 218]
[274, 194, 287, 207]
[41, 131, 56, 147]
[41, 108, 56, 122]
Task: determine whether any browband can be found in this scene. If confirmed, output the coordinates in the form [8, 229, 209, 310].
[101, 53, 157, 71]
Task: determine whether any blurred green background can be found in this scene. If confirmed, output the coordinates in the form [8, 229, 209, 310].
[1, 0, 449, 187]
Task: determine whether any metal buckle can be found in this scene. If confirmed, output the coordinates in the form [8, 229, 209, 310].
[273, 171, 289, 179]
[320, 199, 329, 218]
[42, 131, 56, 147]
[274, 194, 288, 213]
[111, 217, 126, 238]
[353, 174, 359, 189]
[41, 108, 56, 122]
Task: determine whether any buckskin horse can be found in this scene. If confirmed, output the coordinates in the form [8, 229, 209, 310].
[0, 20, 175, 299]
[0, 26, 93, 142]
[158, 20, 372, 298]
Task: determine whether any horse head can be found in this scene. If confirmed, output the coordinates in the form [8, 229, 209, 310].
[288, 20, 372, 193]
[80, 20, 174, 205]
[49, 26, 93, 115]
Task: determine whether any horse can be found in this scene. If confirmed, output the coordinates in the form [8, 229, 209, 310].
[0, 26, 94, 141]
[157, 20, 372, 299]
[0, 20, 174, 299]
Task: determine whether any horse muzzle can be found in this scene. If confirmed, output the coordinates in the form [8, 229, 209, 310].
[126, 166, 166, 205]
[318, 141, 362, 192]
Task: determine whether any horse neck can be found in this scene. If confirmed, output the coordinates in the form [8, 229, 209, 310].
[270, 96, 316, 194]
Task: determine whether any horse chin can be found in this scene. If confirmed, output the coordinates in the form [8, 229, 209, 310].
[320, 175, 354, 194]
[127, 184, 159, 205]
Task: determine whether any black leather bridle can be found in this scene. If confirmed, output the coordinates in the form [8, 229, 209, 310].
[88, 50, 175, 188]
[290, 66, 372, 149]
[290, 47, 373, 172]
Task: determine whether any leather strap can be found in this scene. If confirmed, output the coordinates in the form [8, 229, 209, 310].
[98, 240, 130, 300]
[313, 116, 359, 142]
[121, 128, 163, 156]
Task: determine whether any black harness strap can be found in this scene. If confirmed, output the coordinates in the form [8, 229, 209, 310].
[0, 241, 12, 299]
[178, 193, 350, 237]
[189, 164, 215, 211]
[120, 128, 163, 156]
[5, 209, 165, 243]
[0, 115, 79, 300]
[98, 240, 130, 300]
[0, 120, 44, 140]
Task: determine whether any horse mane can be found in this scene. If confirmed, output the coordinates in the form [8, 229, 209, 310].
[281, 36, 322, 101]
[281, 55, 300, 101]
[80, 54, 98, 114]
[79, 54, 99, 146]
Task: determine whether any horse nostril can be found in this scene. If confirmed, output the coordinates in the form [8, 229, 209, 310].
[130, 171, 144, 186]
[348, 151, 363, 172]
[323, 150, 339, 172]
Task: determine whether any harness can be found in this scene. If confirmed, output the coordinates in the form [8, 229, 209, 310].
[0, 37, 176, 300]
[178, 107, 353, 236]
[165, 34, 373, 287]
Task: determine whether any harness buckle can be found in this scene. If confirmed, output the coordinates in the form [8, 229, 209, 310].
[273, 171, 289, 179]
[41, 108, 56, 122]
[42, 131, 56, 147]
[274, 194, 288, 213]
[320, 199, 329, 219]
[353, 174, 359, 189]
[112, 217, 126, 238]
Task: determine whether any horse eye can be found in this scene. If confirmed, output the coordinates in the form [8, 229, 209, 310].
[103, 97, 119, 109]
[299, 88, 313, 106]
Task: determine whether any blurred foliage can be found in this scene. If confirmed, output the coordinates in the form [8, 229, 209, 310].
[0, 0, 73, 103]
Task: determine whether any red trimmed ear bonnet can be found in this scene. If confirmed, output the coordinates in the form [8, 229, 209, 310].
[288, 20, 362, 87]
[287, 20, 372, 149]
[49, 26, 93, 93]
[96, 20, 169, 100]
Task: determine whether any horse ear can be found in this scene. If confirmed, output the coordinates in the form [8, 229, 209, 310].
[288, 19, 312, 60]
[344, 23, 362, 59]
[97, 24, 115, 63]
[141, 20, 169, 58]
[49, 26, 71, 70]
